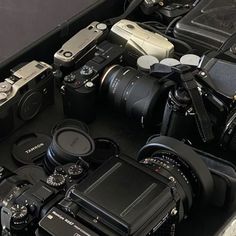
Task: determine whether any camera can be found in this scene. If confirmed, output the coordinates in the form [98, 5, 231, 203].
[54, 21, 108, 69]
[0, 160, 89, 235]
[0, 60, 54, 140]
[110, 19, 174, 65]
[36, 136, 236, 236]
[0, 166, 63, 235]
[61, 40, 124, 123]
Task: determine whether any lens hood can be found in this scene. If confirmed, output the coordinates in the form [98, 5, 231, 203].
[138, 136, 214, 204]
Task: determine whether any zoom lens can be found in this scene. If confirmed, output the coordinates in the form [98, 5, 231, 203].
[138, 136, 213, 216]
[101, 65, 166, 126]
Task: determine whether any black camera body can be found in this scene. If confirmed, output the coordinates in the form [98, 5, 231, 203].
[61, 40, 124, 123]
[0, 61, 54, 140]
[0, 168, 63, 235]
[39, 155, 184, 236]
[36, 137, 236, 236]
[46, 163, 88, 190]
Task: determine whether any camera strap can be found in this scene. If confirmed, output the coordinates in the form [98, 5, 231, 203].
[179, 68, 214, 143]
[106, 0, 144, 25]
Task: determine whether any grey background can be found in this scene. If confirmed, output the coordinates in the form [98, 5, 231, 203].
[0, 0, 97, 62]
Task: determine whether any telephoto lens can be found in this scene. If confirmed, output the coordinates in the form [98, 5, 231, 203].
[100, 65, 169, 127]
[138, 136, 214, 217]
[44, 126, 95, 173]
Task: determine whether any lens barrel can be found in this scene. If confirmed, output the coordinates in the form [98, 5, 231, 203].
[138, 136, 213, 216]
[101, 65, 164, 126]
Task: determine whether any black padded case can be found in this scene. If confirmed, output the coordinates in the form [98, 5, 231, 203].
[174, 0, 236, 52]
[0, 1, 235, 235]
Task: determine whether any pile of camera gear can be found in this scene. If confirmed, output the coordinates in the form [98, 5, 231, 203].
[1, 0, 236, 235]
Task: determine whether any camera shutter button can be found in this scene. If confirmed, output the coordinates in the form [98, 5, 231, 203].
[0, 81, 12, 93]
[96, 23, 107, 31]
[85, 82, 94, 89]
[0, 93, 8, 102]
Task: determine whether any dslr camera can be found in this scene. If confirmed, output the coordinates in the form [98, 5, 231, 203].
[0, 61, 54, 140]
[36, 136, 236, 236]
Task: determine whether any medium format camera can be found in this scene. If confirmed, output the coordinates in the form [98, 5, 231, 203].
[61, 40, 124, 123]
[37, 136, 236, 236]
[0, 61, 54, 140]
[160, 55, 236, 149]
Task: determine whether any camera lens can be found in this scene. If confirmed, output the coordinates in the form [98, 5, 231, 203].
[221, 109, 236, 152]
[45, 127, 95, 173]
[138, 136, 213, 216]
[100, 65, 165, 126]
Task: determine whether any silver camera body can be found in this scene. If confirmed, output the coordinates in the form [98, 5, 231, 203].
[54, 21, 108, 68]
[0, 60, 54, 140]
[110, 19, 174, 61]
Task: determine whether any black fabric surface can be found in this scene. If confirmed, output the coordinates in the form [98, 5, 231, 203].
[0, 0, 234, 235]
[0, 90, 233, 236]
[0, 0, 99, 63]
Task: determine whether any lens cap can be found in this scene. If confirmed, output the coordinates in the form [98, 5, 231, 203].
[52, 127, 95, 162]
[51, 119, 89, 136]
[12, 133, 51, 165]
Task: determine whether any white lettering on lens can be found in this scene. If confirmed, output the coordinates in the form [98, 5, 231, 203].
[25, 143, 44, 154]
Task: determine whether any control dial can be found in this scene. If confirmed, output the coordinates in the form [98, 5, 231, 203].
[11, 204, 28, 225]
[46, 174, 66, 188]
[80, 65, 93, 76]
[68, 164, 83, 179]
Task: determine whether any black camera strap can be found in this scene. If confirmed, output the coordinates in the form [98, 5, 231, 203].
[106, 0, 144, 25]
[179, 68, 214, 143]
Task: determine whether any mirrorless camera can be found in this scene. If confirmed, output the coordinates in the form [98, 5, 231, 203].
[0, 61, 54, 140]
[0, 160, 89, 235]
[61, 40, 124, 123]
[0, 166, 63, 235]
[37, 136, 236, 236]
